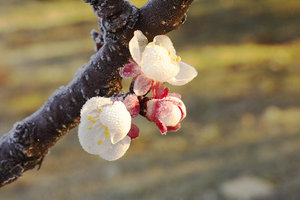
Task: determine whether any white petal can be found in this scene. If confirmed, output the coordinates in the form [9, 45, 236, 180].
[129, 30, 148, 65]
[78, 121, 106, 155]
[100, 101, 131, 144]
[141, 45, 179, 82]
[133, 74, 153, 96]
[98, 136, 131, 161]
[167, 96, 187, 119]
[167, 61, 198, 86]
[160, 105, 182, 127]
[153, 35, 176, 56]
[81, 97, 112, 118]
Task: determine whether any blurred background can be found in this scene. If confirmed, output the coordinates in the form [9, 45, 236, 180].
[0, 0, 300, 199]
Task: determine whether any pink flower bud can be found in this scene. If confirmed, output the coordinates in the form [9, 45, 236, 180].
[119, 59, 141, 78]
[127, 123, 140, 140]
[152, 82, 169, 99]
[122, 94, 140, 118]
[146, 95, 186, 134]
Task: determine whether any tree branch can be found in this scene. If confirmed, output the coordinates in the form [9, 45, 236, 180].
[137, 0, 193, 39]
[0, 0, 193, 187]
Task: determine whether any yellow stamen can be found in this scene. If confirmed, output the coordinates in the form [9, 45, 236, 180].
[171, 56, 181, 63]
[168, 50, 171, 55]
[104, 127, 110, 139]
[159, 43, 162, 47]
[149, 42, 155, 47]
[97, 140, 103, 145]
[100, 124, 104, 128]
[97, 108, 102, 112]
[88, 126, 93, 130]
[88, 116, 96, 123]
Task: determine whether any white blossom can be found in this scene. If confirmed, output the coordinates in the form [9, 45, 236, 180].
[78, 97, 131, 161]
[129, 30, 198, 85]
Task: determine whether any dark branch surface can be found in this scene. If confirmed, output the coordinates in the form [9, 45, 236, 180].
[0, 0, 193, 187]
[137, 0, 193, 40]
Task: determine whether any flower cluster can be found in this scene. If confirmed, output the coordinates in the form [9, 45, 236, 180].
[78, 30, 197, 161]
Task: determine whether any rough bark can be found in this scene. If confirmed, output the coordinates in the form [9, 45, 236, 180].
[0, 0, 193, 187]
